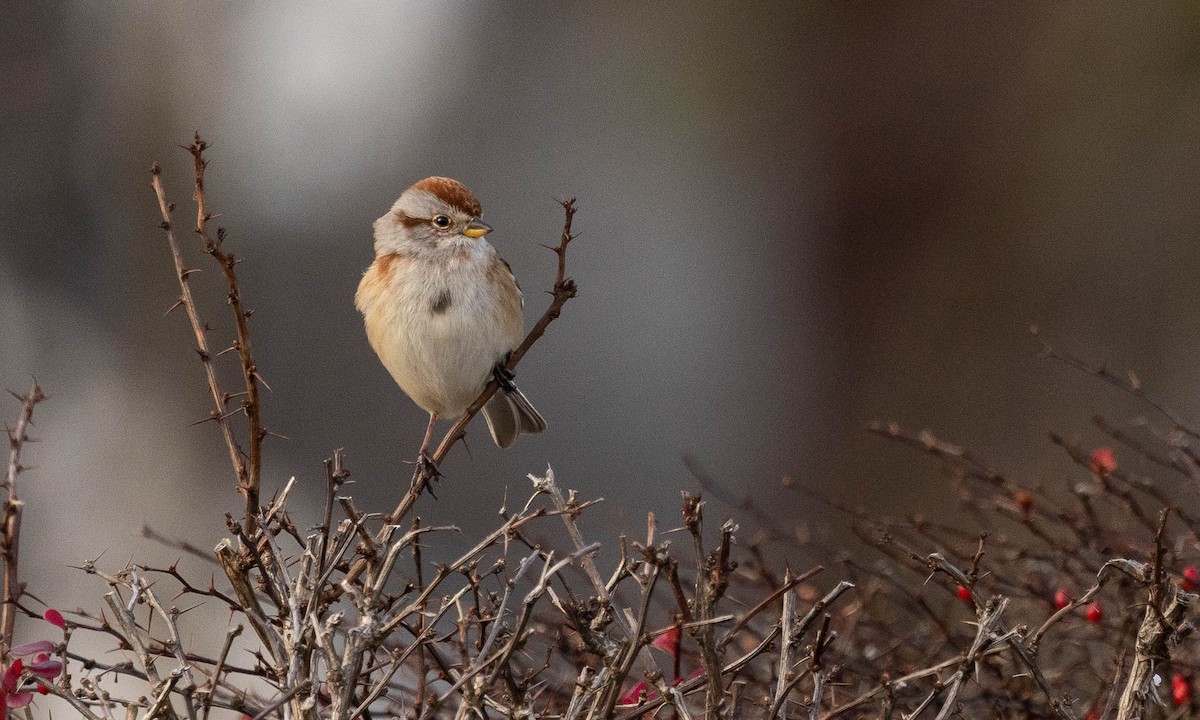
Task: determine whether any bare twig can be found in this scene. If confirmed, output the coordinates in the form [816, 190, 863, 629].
[1116, 582, 1195, 718]
[2, 380, 44, 653]
[200, 624, 242, 720]
[187, 135, 265, 536]
[932, 597, 1008, 720]
[150, 162, 249, 520]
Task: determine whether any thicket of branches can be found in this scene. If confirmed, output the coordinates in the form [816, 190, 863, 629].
[1, 135, 1198, 719]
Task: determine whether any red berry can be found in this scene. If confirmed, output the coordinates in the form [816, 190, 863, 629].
[1173, 674, 1191, 705]
[36, 683, 49, 695]
[1053, 589, 1071, 609]
[956, 585, 972, 603]
[1089, 447, 1117, 475]
[1183, 567, 1199, 591]
[1086, 601, 1103, 623]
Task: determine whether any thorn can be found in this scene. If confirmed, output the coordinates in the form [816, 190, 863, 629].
[163, 299, 185, 317]
[180, 267, 201, 278]
[218, 407, 247, 422]
[159, 221, 172, 231]
[215, 345, 237, 357]
[253, 372, 272, 391]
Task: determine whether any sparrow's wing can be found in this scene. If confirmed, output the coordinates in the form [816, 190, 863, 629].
[499, 257, 522, 304]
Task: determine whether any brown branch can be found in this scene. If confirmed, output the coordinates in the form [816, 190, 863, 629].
[770, 568, 799, 719]
[932, 598, 1009, 720]
[1116, 578, 1194, 718]
[201, 624, 242, 720]
[150, 161, 250, 525]
[214, 539, 286, 664]
[1, 380, 45, 653]
[1034, 327, 1200, 440]
[188, 135, 264, 536]
[721, 565, 823, 646]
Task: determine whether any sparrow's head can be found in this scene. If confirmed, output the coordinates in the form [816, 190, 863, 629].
[374, 177, 492, 256]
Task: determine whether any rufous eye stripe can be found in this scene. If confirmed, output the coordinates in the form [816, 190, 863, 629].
[392, 211, 425, 228]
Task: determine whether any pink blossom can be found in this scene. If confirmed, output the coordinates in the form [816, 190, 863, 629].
[8, 641, 52, 657]
[27, 659, 61, 681]
[0, 659, 32, 715]
[41, 610, 65, 630]
[0, 641, 63, 714]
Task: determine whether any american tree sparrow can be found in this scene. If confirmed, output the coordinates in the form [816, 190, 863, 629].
[355, 177, 546, 461]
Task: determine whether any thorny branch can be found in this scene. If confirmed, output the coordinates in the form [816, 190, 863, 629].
[151, 136, 266, 536]
[2, 381, 44, 654]
[188, 135, 266, 536]
[16, 141, 1200, 720]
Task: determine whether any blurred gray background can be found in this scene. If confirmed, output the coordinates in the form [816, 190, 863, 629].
[3, 3, 1200, 620]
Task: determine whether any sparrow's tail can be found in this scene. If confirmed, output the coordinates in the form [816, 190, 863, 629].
[481, 386, 547, 448]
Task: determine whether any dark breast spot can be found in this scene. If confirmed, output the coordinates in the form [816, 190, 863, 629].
[430, 289, 452, 314]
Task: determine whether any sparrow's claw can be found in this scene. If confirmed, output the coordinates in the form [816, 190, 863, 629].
[415, 451, 442, 497]
[492, 363, 517, 393]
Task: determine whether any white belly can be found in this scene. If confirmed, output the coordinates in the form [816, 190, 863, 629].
[358, 250, 523, 418]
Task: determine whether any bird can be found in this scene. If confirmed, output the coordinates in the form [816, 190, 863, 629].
[355, 177, 546, 465]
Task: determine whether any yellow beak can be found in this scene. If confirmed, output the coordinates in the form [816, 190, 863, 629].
[463, 219, 492, 238]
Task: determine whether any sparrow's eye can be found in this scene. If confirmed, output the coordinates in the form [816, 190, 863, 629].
[432, 215, 451, 229]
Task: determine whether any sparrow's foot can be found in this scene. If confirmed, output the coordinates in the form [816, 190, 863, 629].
[492, 363, 517, 392]
[415, 451, 442, 497]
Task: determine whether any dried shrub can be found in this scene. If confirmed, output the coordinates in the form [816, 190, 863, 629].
[0, 137, 1195, 720]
